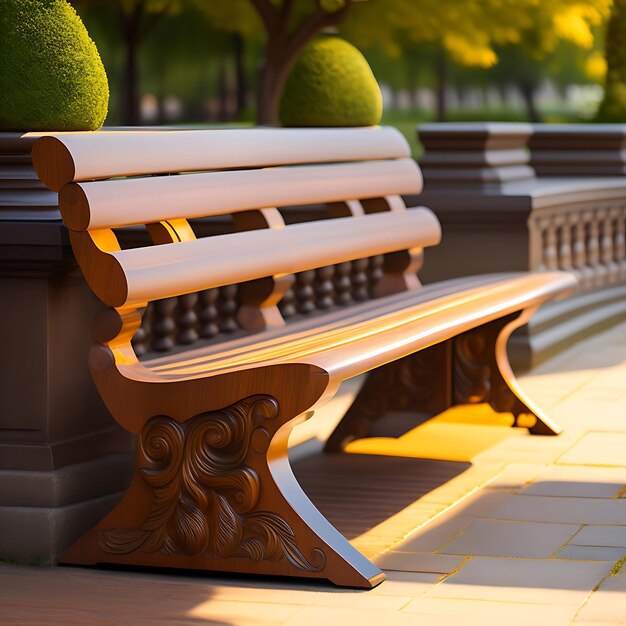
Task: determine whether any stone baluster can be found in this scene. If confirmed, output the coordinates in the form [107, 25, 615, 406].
[217, 284, 239, 333]
[556, 215, 573, 272]
[314, 265, 335, 309]
[613, 207, 626, 280]
[528, 217, 545, 272]
[571, 217, 593, 289]
[295, 270, 316, 314]
[541, 216, 558, 272]
[586, 210, 606, 288]
[150, 297, 177, 351]
[333, 261, 353, 307]
[600, 208, 619, 284]
[198, 288, 220, 339]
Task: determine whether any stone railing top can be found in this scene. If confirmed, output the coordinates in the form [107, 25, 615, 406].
[417, 122, 626, 188]
[0, 132, 58, 221]
[417, 122, 535, 188]
[529, 123, 626, 177]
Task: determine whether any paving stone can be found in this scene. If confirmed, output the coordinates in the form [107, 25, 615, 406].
[473, 433, 580, 465]
[184, 599, 301, 625]
[0, 567, 300, 625]
[441, 520, 579, 558]
[375, 552, 465, 574]
[486, 463, 548, 490]
[426, 558, 613, 605]
[551, 400, 626, 434]
[572, 620, 626, 626]
[208, 581, 409, 610]
[558, 433, 626, 467]
[491, 495, 626, 525]
[282, 606, 444, 626]
[522, 466, 626, 498]
[451, 488, 518, 518]
[556, 545, 626, 562]
[403, 597, 577, 624]
[0, 606, 209, 625]
[416, 464, 508, 506]
[370, 571, 441, 597]
[0, 565, 406, 613]
[574, 573, 626, 623]
[572, 526, 626, 548]
[394, 514, 473, 553]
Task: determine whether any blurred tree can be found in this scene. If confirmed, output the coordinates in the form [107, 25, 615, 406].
[199, 1, 356, 124]
[343, 0, 610, 120]
[596, 0, 626, 121]
[73, 0, 188, 125]
[76, 0, 611, 125]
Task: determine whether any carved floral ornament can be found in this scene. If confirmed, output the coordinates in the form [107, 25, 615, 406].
[100, 395, 326, 573]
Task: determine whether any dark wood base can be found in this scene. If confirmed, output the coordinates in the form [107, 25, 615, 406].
[60, 393, 384, 589]
[326, 308, 561, 452]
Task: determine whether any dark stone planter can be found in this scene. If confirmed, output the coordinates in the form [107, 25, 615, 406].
[0, 133, 133, 563]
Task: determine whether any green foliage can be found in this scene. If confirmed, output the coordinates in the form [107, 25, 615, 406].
[279, 36, 382, 127]
[342, 0, 610, 68]
[596, 0, 626, 122]
[0, 0, 109, 130]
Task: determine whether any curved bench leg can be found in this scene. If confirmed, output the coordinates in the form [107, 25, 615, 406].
[453, 310, 560, 435]
[489, 309, 562, 436]
[326, 309, 561, 451]
[60, 390, 384, 588]
[325, 342, 452, 451]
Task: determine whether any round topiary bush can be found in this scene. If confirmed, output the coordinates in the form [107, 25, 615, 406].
[0, 0, 109, 131]
[279, 36, 383, 127]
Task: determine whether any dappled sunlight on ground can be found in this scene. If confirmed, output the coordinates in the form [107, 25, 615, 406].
[344, 403, 519, 463]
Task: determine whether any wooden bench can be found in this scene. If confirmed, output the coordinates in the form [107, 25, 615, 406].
[31, 127, 576, 589]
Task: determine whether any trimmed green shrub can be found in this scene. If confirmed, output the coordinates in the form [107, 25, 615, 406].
[0, 0, 109, 131]
[279, 36, 383, 127]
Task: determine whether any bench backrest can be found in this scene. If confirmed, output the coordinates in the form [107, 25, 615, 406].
[31, 127, 441, 341]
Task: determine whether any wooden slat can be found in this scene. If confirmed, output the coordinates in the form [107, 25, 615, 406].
[310, 272, 576, 381]
[58, 158, 423, 231]
[89, 208, 441, 307]
[30, 127, 411, 191]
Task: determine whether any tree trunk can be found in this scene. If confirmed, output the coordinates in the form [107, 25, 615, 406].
[596, 0, 626, 121]
[436, 48, 448, 122]
[519, 81, 539, 123]
[256, 47, 293, 126]
[121, 12, 142, 126]
[217, 59, 230, 122]
[233, 33, 248, 118]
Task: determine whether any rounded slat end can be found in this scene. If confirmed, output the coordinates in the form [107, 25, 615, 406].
[31, 136, 76, 192]
[59, 183, 90, 231]
[96, 259, 129, 309]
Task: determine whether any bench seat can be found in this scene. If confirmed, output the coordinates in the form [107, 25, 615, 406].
[144, 272, 573, 382]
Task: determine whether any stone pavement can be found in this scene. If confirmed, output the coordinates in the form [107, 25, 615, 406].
[2, 321, 626, 625]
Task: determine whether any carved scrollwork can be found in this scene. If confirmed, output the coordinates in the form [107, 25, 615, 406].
[99, 395, 326, 573]
[325, 343, 451, 450]
[453, 330, 491, 404]
[452, 316, 528, 417]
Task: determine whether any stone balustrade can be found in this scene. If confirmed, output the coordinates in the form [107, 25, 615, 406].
[412, 123, 626, 369]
